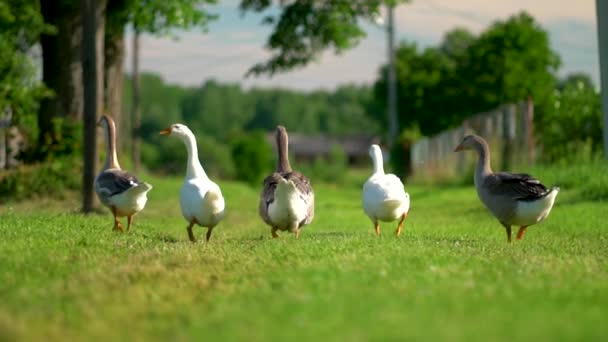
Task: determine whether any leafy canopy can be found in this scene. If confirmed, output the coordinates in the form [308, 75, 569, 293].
[240, 0, 410, 76]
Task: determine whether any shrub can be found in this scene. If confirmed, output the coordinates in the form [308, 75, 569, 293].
[230, 132, 273, 186]
[142, 134, 236, 179]
[0, 156, 81, 201]
[301, 144, 348, 184]
[391, 125, 422, 180]
[537, 81, 602, 162]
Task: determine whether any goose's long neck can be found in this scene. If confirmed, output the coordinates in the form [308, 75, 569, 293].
[371, 148, 385, 175]
[277, 130, 292, 173]
[182, 132, 208, 180]
[475, 141, 492, 178]
[103, 121, 120, 170]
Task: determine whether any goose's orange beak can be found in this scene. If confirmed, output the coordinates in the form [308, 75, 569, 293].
[159, 127, 172, 135]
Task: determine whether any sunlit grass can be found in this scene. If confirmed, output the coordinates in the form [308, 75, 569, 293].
[0, 172, 606, 341]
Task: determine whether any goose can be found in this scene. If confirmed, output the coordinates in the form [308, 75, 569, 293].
[362, 144, 410, 236]
[454, 134, 559, 242]
[95, 115, 152, 232]
[160, 124, 225, 242]
[259, 126, 314, 238]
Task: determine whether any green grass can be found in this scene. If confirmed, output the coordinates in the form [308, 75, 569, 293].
[0, 172, 606, 341]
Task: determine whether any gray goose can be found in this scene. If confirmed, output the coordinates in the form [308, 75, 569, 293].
[259, 126, 314, 238]
[454, 134, 559, 242]
[95, 115, 152, 232]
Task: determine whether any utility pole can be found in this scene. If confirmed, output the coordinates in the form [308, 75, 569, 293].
[387, 4, 398, 147]
[132, 30, 141, 172]
[596, 0, 608, 159]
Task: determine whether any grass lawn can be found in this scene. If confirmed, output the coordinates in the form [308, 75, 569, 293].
[0, 172, 606, 341]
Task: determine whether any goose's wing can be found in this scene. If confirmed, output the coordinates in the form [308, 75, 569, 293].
[258, 172, 315, 225]
[484, 172, 550, 201]
[259, 173, 281, 225]
[285, 171, 315, 224]
[95, 169, 141, 197]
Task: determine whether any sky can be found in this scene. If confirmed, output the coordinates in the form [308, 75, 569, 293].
[124, 0, 599, 91]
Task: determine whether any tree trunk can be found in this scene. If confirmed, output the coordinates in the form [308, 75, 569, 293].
[104, 28, 125, 152]
[131, 30, 141, 173]
[81, 0, 107, 213]
[39, 1, 84, 153]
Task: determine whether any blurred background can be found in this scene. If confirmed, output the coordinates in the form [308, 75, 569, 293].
[0, 0, 605, 207]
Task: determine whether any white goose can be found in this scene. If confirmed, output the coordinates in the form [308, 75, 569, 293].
[160, 124, 225, 242]
[362, 144, 410, 236]
[95, 115, 152, 232]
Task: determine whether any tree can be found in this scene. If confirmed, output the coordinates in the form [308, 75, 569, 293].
[81, 0, 108, 212]
[38, 0, 86, 153]
[0, 1, 51, 130]
[461, 12, 560, 113]
[372, 11, 560, 137]
[240, 0, 410, 76]
[558, 72, 595, 91]
[104, 0, 217, 153]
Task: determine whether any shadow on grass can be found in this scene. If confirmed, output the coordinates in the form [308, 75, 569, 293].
[140, 232, 180, 243]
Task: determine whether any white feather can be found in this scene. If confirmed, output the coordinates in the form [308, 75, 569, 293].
[108, 183, 152, 217]
[512, 188, 559, 226]
[362, 145, 410, 223]
[180, 178, 225, 227]
[168, 124, 226, 231]
[268, 178, 308, 231]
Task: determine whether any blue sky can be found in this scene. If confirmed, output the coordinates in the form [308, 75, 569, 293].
[124, 0, 599, 90]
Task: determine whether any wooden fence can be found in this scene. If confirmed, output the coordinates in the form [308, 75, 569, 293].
[410, 99, 535, 180]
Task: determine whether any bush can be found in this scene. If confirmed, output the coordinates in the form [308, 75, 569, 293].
[300, 144, 348, 184]
[142, 134, 236, 179]
[230, 132, 273, 186]
[537, 81, 602, 162]
[391, 125, 422, 180]
[0, 156, 81, 201]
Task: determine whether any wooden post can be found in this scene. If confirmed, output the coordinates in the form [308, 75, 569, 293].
[501, 104, 515, 171]
[132, 30, 141, 172]
[596, 0, 608, 159]
[525, 97, 535, 165]
[457, 121, 468, 174]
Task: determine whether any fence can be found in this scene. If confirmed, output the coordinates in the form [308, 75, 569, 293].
[410, 99, 535, 180]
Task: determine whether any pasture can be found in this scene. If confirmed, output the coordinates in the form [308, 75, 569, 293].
[0, 170, 606, 341]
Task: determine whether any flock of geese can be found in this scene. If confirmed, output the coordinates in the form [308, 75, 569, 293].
[94, 115, 559, 243]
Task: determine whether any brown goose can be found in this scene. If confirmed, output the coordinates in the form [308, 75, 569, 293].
[454, 134, 559, 242]
[95, 115, 152, 232]
[259, 126, 314, 238]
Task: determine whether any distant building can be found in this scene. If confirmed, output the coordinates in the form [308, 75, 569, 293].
[265, 132, 382, 165]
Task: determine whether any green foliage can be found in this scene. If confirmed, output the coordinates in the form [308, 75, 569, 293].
[106, 0, 217, 38]
[129, 0, 217, 35]
[536, 80, 602, 162]
[241, 0, 410, 75]
[530, 159, 608, 202]
[143, 133, 235, 179]
[0, 156, 81, 201]
[0, 0, 52, 126]
[230, 132, 273, 186]
[181, 80, 255, 141]
[127, 73, 378, 176]
[373, 11, 560, 137]
[390, 125, 421, 179]
[300, 144, 348, 184]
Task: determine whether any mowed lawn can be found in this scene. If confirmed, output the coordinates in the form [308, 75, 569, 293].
[0, 173, 606, 341]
